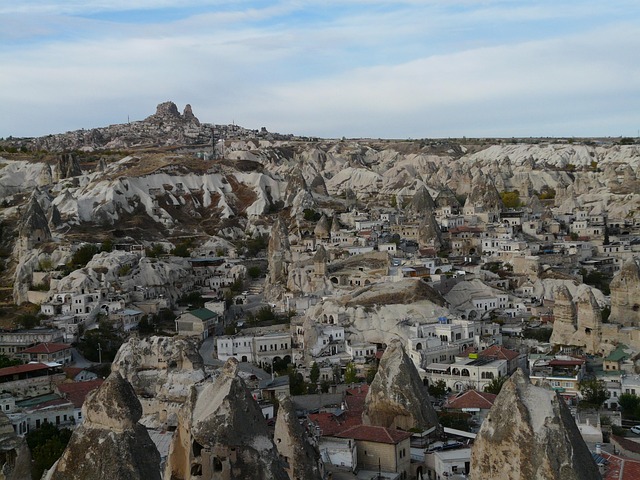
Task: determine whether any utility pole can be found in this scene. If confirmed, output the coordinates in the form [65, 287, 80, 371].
[97, 343, 102, 364]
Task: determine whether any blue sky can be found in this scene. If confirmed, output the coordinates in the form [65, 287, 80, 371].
[1, 0, 639, 139]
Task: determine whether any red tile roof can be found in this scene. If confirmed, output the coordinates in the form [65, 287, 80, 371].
[480, 345, 519, 362]
[308, 411, 362, 437]
[602, 452, 640, 480]
[336, 425, 412, 444]
[56, 379, 104, 408]
[0, 363, 51, 377]
[20, 343, 71, 354]
[62, 367, 84, 379]
[444, 390, 497, 410]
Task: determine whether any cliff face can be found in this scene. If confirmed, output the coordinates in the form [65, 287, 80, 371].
[470, 369, 601, 480]
[165, 359, 288, 480]
[48, 372, 161, 480]
[111, 336, 207, 428]
[363, 339, 439, 431]
[550, 285, 602, 354]
[273, 396, 323, 480]
[610, 257, 640, 327]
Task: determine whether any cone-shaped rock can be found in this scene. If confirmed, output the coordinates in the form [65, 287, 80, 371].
[274, 396, 323, 480]
[19, 194, 51, 245]
[284, 168, 309, 207]
[417, 214, 443, 250]
[56, 152, 81, 179]
[435, 186, 461, 209]
[363, 339, 439, 431]
[165, 359, 288, 480]
[49, 372, 161, 480]
[314, 214, 331, 239]
[267, 216, 291, 286]
[469, 369, 601, 480]
[466, 176, 503, 211]
[407, 185, 436, 215]
[610, 257, 640, 326]
[310, 173, 328, 196]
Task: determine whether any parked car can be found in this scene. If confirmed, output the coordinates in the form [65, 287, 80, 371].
[630, 425, 640, 435]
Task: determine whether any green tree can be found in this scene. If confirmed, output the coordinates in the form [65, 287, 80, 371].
[310, 362, 320, 384]
[428, 379, 448, 398]
[619, 393, 640, 418]
[27, 423, 72, 480]
[288, 366, 306, 396]
[0, 354, 22, 368]
[70, 244, 99, 268]
[247, 266, 262, 279]
[171, 240, 192, 257]
[344, 362, 357, 384]
[365, 363, 379, 384]
[484, 375, 509, 395]
[578, 378, 608, 408]
[145, 243, 165, 258]
[500, 190, 522, 209]
[320, 380, 331, 393]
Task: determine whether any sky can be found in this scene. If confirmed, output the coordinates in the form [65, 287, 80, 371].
[1, 0, 639, 139]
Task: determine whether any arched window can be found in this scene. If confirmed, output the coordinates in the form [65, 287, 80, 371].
[461, 369, 470, 377]
[416, 343, 422, 351]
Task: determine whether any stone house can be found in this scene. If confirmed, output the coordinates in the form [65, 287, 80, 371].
[424, 357, 508, 393]
[175, 308, 218, 340]
[16, 342, 72, 365]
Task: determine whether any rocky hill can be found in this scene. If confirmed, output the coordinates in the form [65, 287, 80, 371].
[1, 102, 639, 305]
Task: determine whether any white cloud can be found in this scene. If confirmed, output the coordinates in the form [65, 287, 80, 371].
[0, 1, 639, 138]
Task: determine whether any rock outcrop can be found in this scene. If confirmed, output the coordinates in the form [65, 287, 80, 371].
[417, 213, 443, 250]
[470, 369, 601, 480]
[48, 372, 161, 480]
[407, 185, 436, 215]
[18, 194, 51, 247]
[363, 339, 439, 431]
[111, 336, 207, 428]
[56, 152, 81, 179]
[0, 410, 30, 480]
[164, 359, 288, 480]
[550, 285, 603, 354]
[265, 216, 292, 300]
[610, 257, 640, 326]
[273, 396, 323, 480]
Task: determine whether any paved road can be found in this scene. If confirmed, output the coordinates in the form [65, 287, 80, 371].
[199, 335, 270, 380]
[70, 347, 96, 368]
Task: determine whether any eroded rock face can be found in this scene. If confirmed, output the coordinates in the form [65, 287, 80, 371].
[18, 194, 51, 244]
[56, 152, 81, 179]
[470, 369, 601, 480]
[363, 339, 439, 431]
[265, 217, 292, 300]
[111, 336, 207, 428]
[550, 285, 603, 354]
[610, 257, 640, 326]
[0, 411, 30, 480]
[165, 359, 288, 480]
[274, 397, 323, 480]
[49, 372, 161, 480]
[407, 185, 436, 215]
[417, 213, 443, 250]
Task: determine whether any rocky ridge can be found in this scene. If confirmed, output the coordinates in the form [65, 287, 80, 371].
[470, 369, 601, 480]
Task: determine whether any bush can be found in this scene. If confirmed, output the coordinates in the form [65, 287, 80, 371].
[27, 422, 72, 479]
[70, 244, 99, 268]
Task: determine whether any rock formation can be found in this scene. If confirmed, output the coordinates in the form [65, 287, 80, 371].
[111, 336, 207, 428]
[610, 257, 640, 326]
[164, 359, 288, 480]
[363, 339, 439, 431]
[0, 410, 30, 480]
[417, 213, 443, 250]
[56, 152, 81, 179]
[18, 193, 51, 247]
[407, 185, 436, 216]
[313, 214, 331, 240]
[273, 396, 323, 480]
[550, 285, 602, 354]
[48, 372, 161, 480]
[265, 216, 292, 300]
[470, 369, 601, 480]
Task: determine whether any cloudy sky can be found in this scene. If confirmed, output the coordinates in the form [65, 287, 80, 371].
[1, 0, 639, 139]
